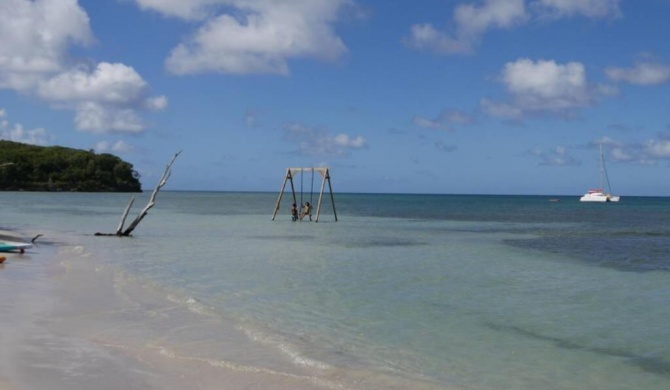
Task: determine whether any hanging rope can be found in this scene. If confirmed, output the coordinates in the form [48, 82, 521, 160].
[310, 167, 315, 206]
[300, 168, 304, 207]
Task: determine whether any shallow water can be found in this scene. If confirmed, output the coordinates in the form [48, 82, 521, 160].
[1, 191, 669, 389]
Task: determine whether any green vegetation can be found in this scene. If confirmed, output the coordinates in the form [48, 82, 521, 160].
[0, 140, 141, 192]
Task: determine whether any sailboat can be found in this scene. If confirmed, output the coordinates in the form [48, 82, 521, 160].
[580, 144, 620, 202]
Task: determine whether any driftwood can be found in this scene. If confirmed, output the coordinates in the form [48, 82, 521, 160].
[95, 151, 181, 237]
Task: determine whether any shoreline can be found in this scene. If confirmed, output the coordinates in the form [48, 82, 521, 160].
[1, 229, 447, 390]
[0, 231, 342, 390]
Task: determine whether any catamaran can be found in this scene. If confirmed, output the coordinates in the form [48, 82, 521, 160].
[580, 144, 620, 202]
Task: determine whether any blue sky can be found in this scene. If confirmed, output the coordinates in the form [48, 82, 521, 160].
[1, 0, 670, 195]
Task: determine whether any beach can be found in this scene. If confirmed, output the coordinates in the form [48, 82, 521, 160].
[0, 233, 361, 390]
[1, 228, 447, 390]
[1, 192, 670, 390]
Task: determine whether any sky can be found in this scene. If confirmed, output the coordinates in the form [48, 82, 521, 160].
[1, 0, 670, 196]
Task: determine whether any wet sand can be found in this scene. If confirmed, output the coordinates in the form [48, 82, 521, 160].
[0, 232, 347, 390]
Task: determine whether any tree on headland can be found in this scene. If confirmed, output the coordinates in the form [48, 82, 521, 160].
[0, 141, 181, 238]
[0, 140, 141, 192]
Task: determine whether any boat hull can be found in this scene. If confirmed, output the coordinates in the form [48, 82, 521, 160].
[579, 193, 620, 202]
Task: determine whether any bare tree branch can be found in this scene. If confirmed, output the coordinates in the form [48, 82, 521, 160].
[95, 151, 181, 237]
[116, 197, 135, 235]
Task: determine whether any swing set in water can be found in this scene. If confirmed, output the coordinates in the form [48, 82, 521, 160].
[271, 167, 338, 222]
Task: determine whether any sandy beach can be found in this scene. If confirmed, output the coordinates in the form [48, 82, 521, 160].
[4, 191, 670, 390]
[0, 231, 355, 390]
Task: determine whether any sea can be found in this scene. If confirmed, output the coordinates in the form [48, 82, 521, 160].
[1, 191, 669, 390]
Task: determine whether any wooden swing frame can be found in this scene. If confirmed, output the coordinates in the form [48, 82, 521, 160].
[271, 167, 338, 222]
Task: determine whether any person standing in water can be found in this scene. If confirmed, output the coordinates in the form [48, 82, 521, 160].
[291, 203, 298, 221]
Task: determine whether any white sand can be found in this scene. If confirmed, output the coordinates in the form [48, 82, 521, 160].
[0, 232, 346, 390]
[0, 228, 451, 390]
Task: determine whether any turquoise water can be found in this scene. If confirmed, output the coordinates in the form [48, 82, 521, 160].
[2, 191, 670, 389]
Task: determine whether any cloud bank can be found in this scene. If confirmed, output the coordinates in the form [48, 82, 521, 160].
[0, 0, 166, 134]
[283, 123, 367, 157]
[406, 0, 621, 54]
[128, 0, 355, 75]
[481, 58, 610, 120]
[0, 108, 52, 145]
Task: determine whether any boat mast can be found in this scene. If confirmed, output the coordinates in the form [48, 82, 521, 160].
[600, 144, 614, 195]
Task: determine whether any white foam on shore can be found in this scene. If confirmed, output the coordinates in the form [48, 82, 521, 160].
[240, 325, 333, 370]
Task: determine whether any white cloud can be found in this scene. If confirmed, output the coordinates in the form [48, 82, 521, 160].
[130, 0, 221, 20]
[591, 136, 670, 165]
[414, 116, 452, 131]
[455, 0, 528, 41]
[0, 1, 166, 134]
[610, 146, 633, 162]
[532, 0, 621, 19]
[75, 102, 144, 134]
[483, 58, 595, 119]
[161, 0, 352, 75]
[37, 63, 147, 104]
[284, 123, 367, 157]
[0, 109, 52, 145]
[442, 109, 475, 125]
[406, 24, 464, 54]
[605, 61, 670, 86]
[480, 99, 524, 120]
[644, 139, 670, 159]
[406, 0, 526, 54]
[406, 0, 619, 55]
[594, 83, 619, 97]
[504, 59, 590, 108]
[414, 109, 474, 131]
[35, 62, 166, 133]
[145, 95, 169, 111]
[93, 140, 135, 154]
[591, 136, 623, 148]
[526, 145, 579, 166]
[0, 0, 93, 90]
[332, 133, 366, 148]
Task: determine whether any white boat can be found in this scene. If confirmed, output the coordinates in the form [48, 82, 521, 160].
[580, 144, 620, 203]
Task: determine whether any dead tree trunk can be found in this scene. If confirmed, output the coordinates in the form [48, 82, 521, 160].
[95, 151, 181, 237]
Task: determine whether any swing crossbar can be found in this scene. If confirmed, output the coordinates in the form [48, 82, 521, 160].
[271, 167, 338, 222]
[287, 167, 329, 177]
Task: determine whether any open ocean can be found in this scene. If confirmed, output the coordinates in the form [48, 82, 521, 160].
[2, 191, 670, 389]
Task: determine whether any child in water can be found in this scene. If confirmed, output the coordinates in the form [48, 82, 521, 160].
[291, 203, 298, 221]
